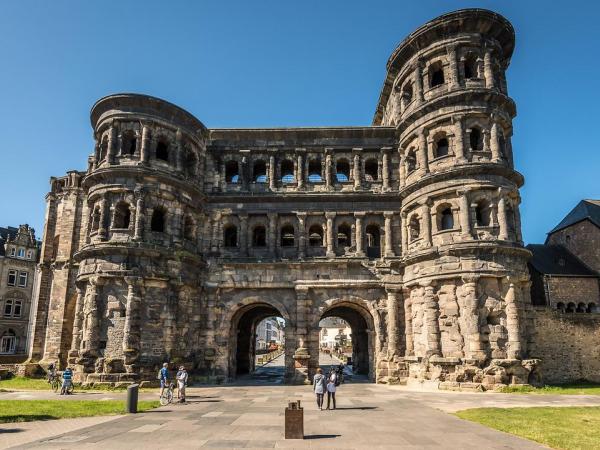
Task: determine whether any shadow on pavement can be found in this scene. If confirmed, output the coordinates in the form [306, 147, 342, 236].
[0, 428, 24, 433]
[304, 434, 341, 440]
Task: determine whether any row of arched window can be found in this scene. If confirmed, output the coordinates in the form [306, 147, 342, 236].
[556, 302, 598, 314]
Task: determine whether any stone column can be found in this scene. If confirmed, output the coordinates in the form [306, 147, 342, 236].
[382, 148, 391, 191]
[514, 198, 523, 244]
[293, 286, 312, 384]
[400, 211, 408, 256]
[68, 285, 85, 361]
[490, 121, 502, 162]
[98, 197, 109, 240]
[460, 276, 485, 360]
[325, 212, 336, 258]
[297, 212, 306, 259]
[497, 193, 508, 240]
[107, 123, 118, 164]
[403, 289, 414, 356]
[122, 277, 142, 366]
[80, 278, 100, 358]
[417, 128, 429, 175]
[414, 60, 424, 105]
[175, 129, 184, 172]
[268, 212, 278, 258]
[504, 277, 522, 359]
[353, 150, 362, 190]
[140, 124, 151, 164]
[133, 189, 145, 241]
[458, 190, 471, 238]
[239, 214, 249, 256]
[211, 212, 221, 253]
[296, 150, 304, 189]
[422, 201, 432, 247]
[398, 149, 406, 188]
[354, 212, 365, 257]
[484, 47, 496, 89]
[448, 44, 459, 89]
[453, 115, 467, 163]
[422, 282, 441, 356]
[172, 210, 182, 246]
[386, 289, 401, 358]
[268, 154, 276, 190]
[384, 212, 395, 257]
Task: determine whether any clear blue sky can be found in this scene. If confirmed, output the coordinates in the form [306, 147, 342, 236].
[0, 0, 598, 244]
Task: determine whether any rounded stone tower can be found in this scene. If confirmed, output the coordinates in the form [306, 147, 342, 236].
[69, 94, 209, 381]
[374, 9, 538, 387]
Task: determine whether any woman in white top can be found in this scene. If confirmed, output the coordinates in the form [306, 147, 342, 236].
[313, 368, 326, 410]
[326, 369, 337, 410]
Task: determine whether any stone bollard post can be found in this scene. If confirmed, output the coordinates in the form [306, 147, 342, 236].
[126, 383, 139, 413]
[285, 400, 304, 439]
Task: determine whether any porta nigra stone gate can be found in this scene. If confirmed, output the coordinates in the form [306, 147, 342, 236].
[29, 9, 544, 389]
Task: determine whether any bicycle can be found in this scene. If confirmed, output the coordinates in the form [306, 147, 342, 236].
[60, 378, 74, 395]
[160, 382, 175, 405]
[48, 374, 60, 393]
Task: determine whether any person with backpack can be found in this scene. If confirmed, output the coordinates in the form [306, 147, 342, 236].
[313, 368, 326, 410]
[60, 367, 73, 395]
[158, 363, 169, 399]
[326, 368, 337, 410]
[176, 366, 188, 403]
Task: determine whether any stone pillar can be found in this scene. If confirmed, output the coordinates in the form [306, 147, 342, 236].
[422, 282, 441, 356]
[80, 278, 100, 358]
[514, 198, 523, 244]
[297, 212, 306, 259]
[107, 123, 118, 165]
[458, 190, 471, 238]
[175, 129, 184, 172]
[324, 150, 333, 189]
[497, 193, 509, 240]
[400, 211, 408, 256]
[211, 212, 221, 253]
[453, 115, 467, 163]
[293, 286, 312, 384]
[422, 201, 432, 248]
[133, 189, 145, 241]
[239, 214, 249, 256]
[172, 210, 182, 246]
[98, 197, 109, 241]
[403, 289, 414, 356]
[122, 277, 142, 367]
[460, 276, 485, 360]
[354, 212, 365, 257]
[268, 212, 278, 258]
[266, 154, 275, 190]
[484, 47, 496, 89]
[398, 149, 406, 188]
[384, 212, 395, 257]
[325, 212, 335, 258]
[414, 60, 424, 105]
[382, 148, 391, 191]
[140, 124, 151, 164]
[448, 44, 459, 89]
[68, 285, 85, 362]
[490, 121, 502, 162]
[417, 128, 429, 175]
[386, 289, 401, 358]
[504, 278, 522, 359]
[296, 151, 304, 189]
[353, 150, 362, 190]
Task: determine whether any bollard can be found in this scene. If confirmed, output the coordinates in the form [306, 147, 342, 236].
[284, 400, 304, 439]
[126, 383, 139, 413]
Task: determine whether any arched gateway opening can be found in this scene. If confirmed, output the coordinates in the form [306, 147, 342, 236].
[230, 303, 287, 382]
[318, 302, 374, 382]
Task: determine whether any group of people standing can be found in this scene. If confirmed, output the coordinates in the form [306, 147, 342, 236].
[158, 363, 189, 402]
[313, 365, 343, 410]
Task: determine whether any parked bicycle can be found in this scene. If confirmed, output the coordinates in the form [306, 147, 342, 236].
[160, 382, 175, 405]
[48, 373, 60, 393]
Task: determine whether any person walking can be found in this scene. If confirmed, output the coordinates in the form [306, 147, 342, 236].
[326, 368, 337, 410]
[158, 363, 169, 399]
[313, 368, 326, 410]
[176, 366, 188, 403]
[60, 367, 73, 395]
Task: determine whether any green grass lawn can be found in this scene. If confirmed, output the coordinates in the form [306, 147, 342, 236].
[0, 400, 160, 423]
[0, 377, 154, 392]
[499, 382, 600, 395]
[456, 407, 600, 450]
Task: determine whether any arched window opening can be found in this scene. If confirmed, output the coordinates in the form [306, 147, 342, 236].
[336, 159, 350, 182]
[308, 159, 322, 182]
[366, 224, 381, 258]
[156, 140, 169, 161]
[364, 159, 379, 181]
[588, 303, 598, 313]
[225, 160, 240, 183]
[337, 223, 351, 248]
[556, 302, 566, 313]
[91, 207, 101, 232]
[464, 54, 478, 80]
[183, 215, 195, 241]
[99, 137, 108, 161]
[440, 208, 454, 231]
[122, 131, 137, 156]
[402, 82, 413, 108]
[308, 225, 324, 247]
[474, 201, 491, 227]
[566, 302, 576, 313]
[435, 137, 449, 158]
[151, 208, 166, 233]
[113, 202, 131, 229]
[280, 224, 295, 247]
[280, 160, 295, 183]
[576, 302, 587, 313]
[224, 225, 238, 248]
[253, 160, 267, 183]
[409, 216, 420, 241]
[507, 204, 517, 238]
[186, 150, 197, 177]
[430, 61, 445, 87]
[470, 127, 483, 151]
[252, 226, 266, 247]
[406, 150, 417, 173]
[498, 131, 506, 157]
